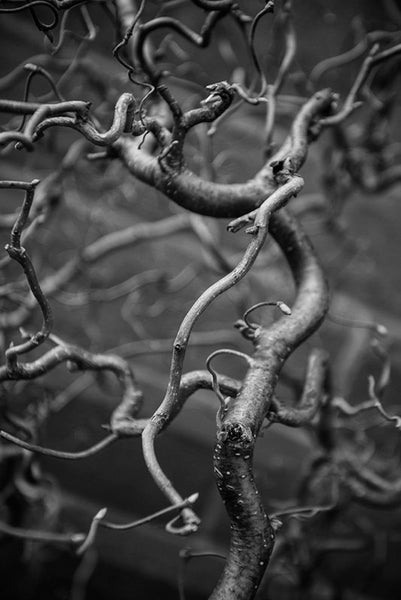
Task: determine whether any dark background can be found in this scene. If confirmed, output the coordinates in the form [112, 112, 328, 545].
[1, 1, 401, 598]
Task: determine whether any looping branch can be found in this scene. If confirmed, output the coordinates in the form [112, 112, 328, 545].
[0, 99, 91, 150]
[206, 349, 253, 421]
[133, 9, 231, 83]
[267, 348, 329, 427]
[234, 300, 292, 340]
[0, 337, 143, 440]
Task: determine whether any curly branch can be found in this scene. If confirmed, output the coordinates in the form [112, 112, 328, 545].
[142, 174, 303, 537]
[268, 348, 329, 427]
[115, 89, 335, 217]
[0, 339, 143, 437]
[208, 207, 329, 599]
[2, 180, 54, 372]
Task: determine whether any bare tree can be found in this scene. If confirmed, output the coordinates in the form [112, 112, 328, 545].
[1, 1, 401, 598]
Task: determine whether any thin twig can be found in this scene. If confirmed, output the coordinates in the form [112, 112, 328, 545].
[142, 174, 303, 534]
[0, 431, 118, 460]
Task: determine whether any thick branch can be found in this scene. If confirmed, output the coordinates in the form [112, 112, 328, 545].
[142, 176, 304, 537]
[115, 89, 335, 217]
[210, 210, 329, 600]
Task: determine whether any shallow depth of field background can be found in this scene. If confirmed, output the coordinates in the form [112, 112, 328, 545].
[1, 1, 401, 598]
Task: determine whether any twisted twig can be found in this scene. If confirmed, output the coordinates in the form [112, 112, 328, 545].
[142, 174, 304, 536]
